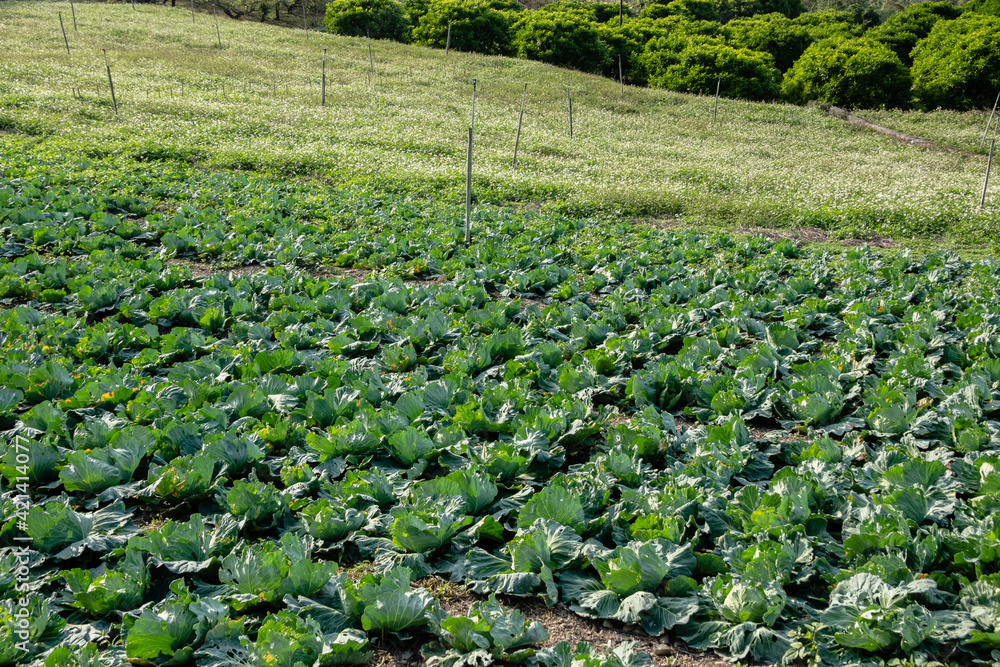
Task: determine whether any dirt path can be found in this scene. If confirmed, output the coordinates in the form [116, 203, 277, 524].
[814, 103, 974, 155]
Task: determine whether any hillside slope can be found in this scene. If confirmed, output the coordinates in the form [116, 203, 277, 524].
[0, 1, 995, 243]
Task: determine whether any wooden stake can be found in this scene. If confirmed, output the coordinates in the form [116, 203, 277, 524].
[302, 0, 308, 33]
[619, 54, 623, 95]
[445, 20, 451, 54]
[981, 90, 1000, 150]
[982, 135, 996, 208]
[713, 77, 720, 122]
[59, 12, 70, 56]
[567, 85, 573, 139]
[321, 49, 326, 106]
[103, 49, 118, 115]
[213, 4, 222, 49]
[512, 83, 526, 170]
[191, 0, 195, 23]
[70, 0, 77, 30]
[470, 78, 477, 134]
[131, 0, 136, 10]
[465, 126, 473, 245]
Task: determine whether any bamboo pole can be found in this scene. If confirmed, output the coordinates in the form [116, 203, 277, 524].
[213, 4, 222, 49]
[70, 0, 77, 30]
[445, 20, 451, 54]
[102, 49, 118, 115]
[367, 31, 374, 74]
[465, 126, 473, 244]
[470, 78, 477, 134]
[982, 135, 996, 208]
[59, 12, 70, 56]
[713, 78, 720, 122]
[981, 90, 1000, 150]
[567, 85, 573, 138]
[512, 83, 526, 170]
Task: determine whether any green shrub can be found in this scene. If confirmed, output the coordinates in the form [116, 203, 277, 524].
[868, 1, 961, 65]
[535, 0, 632, 22]
[640, 0, 719, 20]
[790, 9, 864, 40]
[781, 37, 912, 108]
[511, 10, 612, 73]
[403, 0, 432, 25]
[911, 13, 1000, 110]
[597, 17, 688, 84]
[716, 0, 805, 21]
[411, 0, 515, 54]
[726, 12, 812, 71]
[641, 35, 782, 100]
[324, 0, 411, 41]
[962, 0, 1000, 15]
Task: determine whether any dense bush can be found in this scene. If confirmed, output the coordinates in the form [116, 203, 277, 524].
[640, 0, 718, 20]
[511, 10, 612, 73]
[402, 0, 431, 25]
[726, 12, 812, 71]
[781, 37, 912, 108]
[962, 0, 1000, 15]
[790, 9, 864, 40]
[911, 13, 1000, 110]
[716, 0, 805, 22]
[324, 0, 411, 41]
[641, 35, 782, 100]
[868, 1, 961, 65]
[411, 0, 515, 54]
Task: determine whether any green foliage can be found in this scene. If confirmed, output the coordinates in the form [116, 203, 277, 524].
[790, 8, 865, 40]
[868, 1, 962, 65]
[781, 37, 912, 108]
[642, 36, 782, 101]
[412, 0, 514, 55]
[511, 10, 612, 73]
[324, 0, 412, 41]
[726, 12, 813, 71]
[911, 13, 1000, 111]
[716, 0, 805, 21]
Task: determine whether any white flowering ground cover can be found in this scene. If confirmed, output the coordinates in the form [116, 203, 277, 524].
[0, 1, 997, 245]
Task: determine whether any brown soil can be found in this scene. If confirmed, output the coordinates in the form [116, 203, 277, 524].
[369, 577, 724, 667]
[165, 258, 268, 278]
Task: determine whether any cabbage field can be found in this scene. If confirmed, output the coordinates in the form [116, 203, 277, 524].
[3, 145, 1000, 667]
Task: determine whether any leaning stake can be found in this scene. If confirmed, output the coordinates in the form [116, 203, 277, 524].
[981, 90, 1000, 150]
[102, 49, 118, 115]
[982, 135, 996, 208]
[445, 20, 452, 54]
[367, 31, 374, 74]
[59, 12, 70, 56]
[213, 4, 222, 49]
[70, 0, 77, 30]
[512, 83, 526, 170]
[567, 85, 573, 138]
[302, 0, 308, 33]
[713, 77, 720, 122]
[465, 126, 473, 245]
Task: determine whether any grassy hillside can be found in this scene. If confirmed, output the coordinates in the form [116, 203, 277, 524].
[0, 1, 996, 244]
